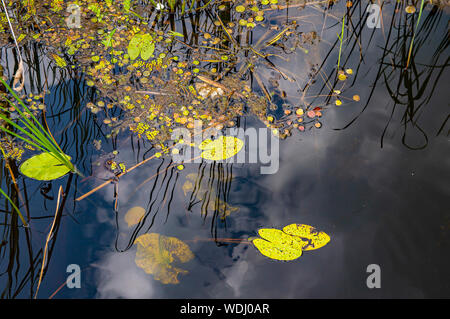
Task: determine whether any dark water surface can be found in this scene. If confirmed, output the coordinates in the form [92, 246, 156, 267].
[0, 2, 449, 298]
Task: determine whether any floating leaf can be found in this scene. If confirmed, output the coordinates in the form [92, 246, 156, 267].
[123, 0, 131, 11]
[252, 224, 330, 261]
[127, 34, 144, 60]
[20, 152, 71, 181]
[134, 233, 194, 284]
[17, 33, 26, 43]
[128, 33, 154, 60]
[168, 31, 184, 37]
[282, 224, 330, 251]
[338, 73, 347, 81]
[235, 5, 246, 12]
[405, 5, 416, 14]
[124, 206, 146, 227]
[306, 110, 316, 118]
[140, 34, 155, 61]
[52, 54, 67, 68]
[252, 228, 305, 261]
[199, 136, 244, 161]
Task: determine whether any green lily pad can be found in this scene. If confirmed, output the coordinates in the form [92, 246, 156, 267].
[128, 34, 143, 60]
[128, 33, 155, 61]
[140, 34, 155, 61]
[20, 152, 72, 181]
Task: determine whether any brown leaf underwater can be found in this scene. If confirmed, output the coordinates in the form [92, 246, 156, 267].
[124, 206, 146, 227]
[134, 233, 194, 284]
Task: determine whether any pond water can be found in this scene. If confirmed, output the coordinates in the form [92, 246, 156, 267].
[0, 0, 449, 299]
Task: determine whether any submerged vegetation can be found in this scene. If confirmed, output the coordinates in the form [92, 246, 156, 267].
[0, 0, 448, 296]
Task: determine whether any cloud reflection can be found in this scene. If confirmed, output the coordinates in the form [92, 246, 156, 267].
[94, 250, 155, 299]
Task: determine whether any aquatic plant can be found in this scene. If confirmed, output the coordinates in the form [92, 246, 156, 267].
[0, 185, 26, 226]
[251, 224, 330, 261]
[406, 0, 425, 68]
[337, 14, 346, 72]
[134, 233, 194, 284]
[0, 77, 77, 179]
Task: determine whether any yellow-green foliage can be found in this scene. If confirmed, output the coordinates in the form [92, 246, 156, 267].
[252, 224, 330, 261]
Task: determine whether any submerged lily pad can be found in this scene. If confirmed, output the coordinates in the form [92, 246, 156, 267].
[124, 206, 146, 227]
[19, 152, 72, 181]
[182, 172, 239, 219]
[134, 233, 194, 284]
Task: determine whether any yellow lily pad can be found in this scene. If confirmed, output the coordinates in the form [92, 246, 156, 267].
[252, 224, 331, 261]
[134, 233, 194, 284]
[282, 224, 330, 251]
[252, 228, 305, 261]
[405, 5, 416, 14]
[124, 206, 146, 227]
[52, 54, 67, 68]
[199, 136, 244, 161]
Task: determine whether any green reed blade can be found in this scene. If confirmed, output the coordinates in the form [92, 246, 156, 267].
[0, 187, 28, 227]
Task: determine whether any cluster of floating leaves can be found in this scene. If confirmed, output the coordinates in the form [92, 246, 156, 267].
[0, 0, 338, 148]
[0, 139, 25, 161]
[0, 90, 46, 166]
[264, 67, 361, 135]
[0, 92, 46, 117]
[252, 223, 330, 261]
[131, 222, 329, 284]
[1, 0, 364, 169]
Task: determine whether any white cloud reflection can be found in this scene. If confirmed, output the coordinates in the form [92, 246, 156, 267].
[94, 250, 155, 299]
